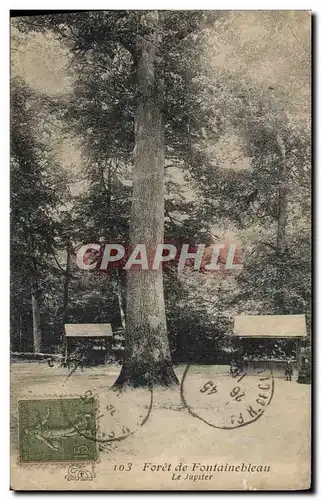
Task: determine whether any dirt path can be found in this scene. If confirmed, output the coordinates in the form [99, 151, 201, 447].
[11, 361, 311, 490]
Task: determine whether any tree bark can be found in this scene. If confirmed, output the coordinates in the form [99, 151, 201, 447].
[31, 259, 41, 353]
[276, 134, 287, 255]
[115, 12, 178, 387]
[116, 273, 126, 330]
[63, 241, 71, 323]
[275, 134, 287, 313]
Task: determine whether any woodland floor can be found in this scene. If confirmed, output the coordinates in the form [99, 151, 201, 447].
[10, 361, 311, 491]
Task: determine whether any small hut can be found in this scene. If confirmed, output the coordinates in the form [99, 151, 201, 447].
[233, 314, 307, 375]
[64, 323, 113, 365]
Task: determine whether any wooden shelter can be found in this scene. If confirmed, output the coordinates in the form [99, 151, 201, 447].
[233, 314, 307, 374]
[64, 323, 113, 365]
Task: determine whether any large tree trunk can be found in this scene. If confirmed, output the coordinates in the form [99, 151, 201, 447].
[115, 12, 178, 387]
[275, 134, 287, 313]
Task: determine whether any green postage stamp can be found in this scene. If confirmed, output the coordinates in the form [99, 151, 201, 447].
[18, 398, 97, 463]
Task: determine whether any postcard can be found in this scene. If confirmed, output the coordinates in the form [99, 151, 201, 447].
[10, 9, 311, 491]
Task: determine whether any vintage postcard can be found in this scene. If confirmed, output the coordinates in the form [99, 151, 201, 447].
[10, 10, 311, 491]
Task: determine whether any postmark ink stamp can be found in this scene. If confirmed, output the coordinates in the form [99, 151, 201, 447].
[77, 388, 153, 453]
[180, 364, 274, 429]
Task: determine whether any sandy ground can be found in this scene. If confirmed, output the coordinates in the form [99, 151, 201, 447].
[10, 361, 311, 491]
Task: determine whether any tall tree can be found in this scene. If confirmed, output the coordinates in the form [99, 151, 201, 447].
[182, 67, 310, 320]
[17, 10, 219, 385]
[116, 12, 178, 386]
[11, 77, 67, 352]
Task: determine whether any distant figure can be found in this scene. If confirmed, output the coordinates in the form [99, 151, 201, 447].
[284, 360, 293, 381]
[230, 356, 244, 376]
[229, 359, 237, 375]
[47, 357, 55, 368]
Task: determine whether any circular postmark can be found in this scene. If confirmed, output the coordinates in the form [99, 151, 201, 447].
[76, 387, 153, 452]
[180, 364, 274, 429]
[58, 367, 154, 454]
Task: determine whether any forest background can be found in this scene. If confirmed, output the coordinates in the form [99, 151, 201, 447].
[10, 11, 311, 370]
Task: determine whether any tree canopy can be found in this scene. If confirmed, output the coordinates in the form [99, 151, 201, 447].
[11, 11, 311, 374]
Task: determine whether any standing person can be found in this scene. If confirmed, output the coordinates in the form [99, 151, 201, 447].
[284, 360, 293, 381]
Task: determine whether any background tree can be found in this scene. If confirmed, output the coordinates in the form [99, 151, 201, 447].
[12, 11, 311, 374]
[17, 11, 222, 385]
[11, 77, 68, 352]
